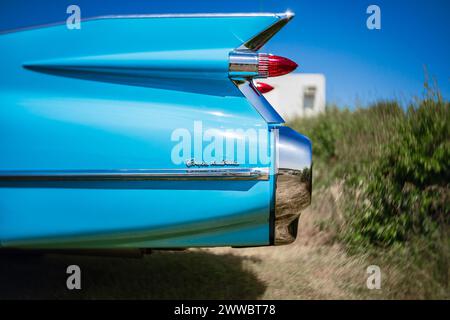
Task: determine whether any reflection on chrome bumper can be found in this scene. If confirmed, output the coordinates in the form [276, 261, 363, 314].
[274, 126, 312, 245]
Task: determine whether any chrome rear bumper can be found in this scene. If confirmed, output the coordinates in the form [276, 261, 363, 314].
[273, 126, 312, 245]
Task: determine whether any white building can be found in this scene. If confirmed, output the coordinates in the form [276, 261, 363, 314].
[257, 73, 326, 120]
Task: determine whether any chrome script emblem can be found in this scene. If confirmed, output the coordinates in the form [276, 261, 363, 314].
[185, 159, 239, 168]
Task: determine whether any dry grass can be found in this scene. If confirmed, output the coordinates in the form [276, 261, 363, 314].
[204, 185, 380, 300]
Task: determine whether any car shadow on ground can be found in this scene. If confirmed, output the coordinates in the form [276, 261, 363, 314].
[0, 250, 266, 299]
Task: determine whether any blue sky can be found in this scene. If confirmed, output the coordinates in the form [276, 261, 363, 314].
[1, 0, 449, 107]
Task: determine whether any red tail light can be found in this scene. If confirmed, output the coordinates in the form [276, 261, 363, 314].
[258, 54, 298, 78]
[256, 82, 274, 94]
[229, 51, 297, 79]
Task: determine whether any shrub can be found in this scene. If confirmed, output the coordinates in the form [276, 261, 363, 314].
[290, 93, 449, 296]
[346, 97, 449, 246]
[291, 95, 448, 247]
[291, 102, 403, 188]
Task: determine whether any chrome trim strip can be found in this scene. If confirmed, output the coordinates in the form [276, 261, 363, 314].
[239, 11, 295, 51]
[0, 168, 269, 181]
[0, 12, 292, 35]
[82, 13, 288, 19]
[232, 79, 285, 124]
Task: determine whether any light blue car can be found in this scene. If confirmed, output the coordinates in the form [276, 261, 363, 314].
[0, 11, 312, 250]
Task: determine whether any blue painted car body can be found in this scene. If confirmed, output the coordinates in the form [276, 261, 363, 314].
[0, 12, 311, 249]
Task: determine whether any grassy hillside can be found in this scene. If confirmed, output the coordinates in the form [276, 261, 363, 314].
[290, 91, 449, 298]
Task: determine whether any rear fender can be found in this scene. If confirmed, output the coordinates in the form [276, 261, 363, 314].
[0, 13, 304, 248]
